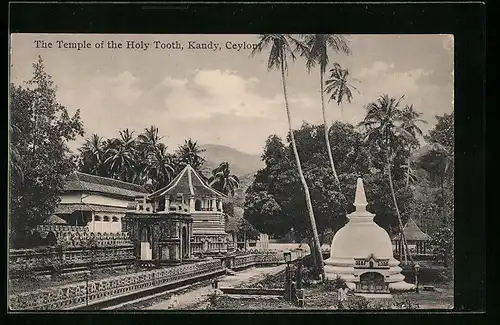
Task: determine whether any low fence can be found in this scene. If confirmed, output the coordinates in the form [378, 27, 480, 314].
[9, 259, 225, 311]
[9, 245, 135, 278]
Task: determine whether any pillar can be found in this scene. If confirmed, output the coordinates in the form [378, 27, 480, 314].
[189, 198, 195, 212]
[212, 198, 217, 211]
[218, 200, 223, 212]
[165, 196, 170, 211]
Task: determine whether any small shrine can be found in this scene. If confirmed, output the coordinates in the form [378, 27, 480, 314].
[324, 178, 415, 294]
[392, 218, 431, 255]
[122, 193, 193, 263]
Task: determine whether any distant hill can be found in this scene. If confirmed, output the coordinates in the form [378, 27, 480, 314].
[199, 144, 264, 178]
[199, 144, 263, 208]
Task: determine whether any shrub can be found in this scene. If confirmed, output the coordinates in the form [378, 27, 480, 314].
[392, 295, 420, 309]
[345, 295, 370, 310]
[323, 275, 346, 291]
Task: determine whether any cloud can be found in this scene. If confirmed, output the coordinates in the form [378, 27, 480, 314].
[152, 69, 314, 122]
[339, 61, 451, 131]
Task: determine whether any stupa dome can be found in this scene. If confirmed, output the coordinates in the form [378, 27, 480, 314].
[330, 222, 394, 259]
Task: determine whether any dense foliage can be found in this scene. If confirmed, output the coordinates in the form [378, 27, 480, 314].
[77, 131, 212, 191]
[10, 56, 84, 247]
[244, 121, 415, 242]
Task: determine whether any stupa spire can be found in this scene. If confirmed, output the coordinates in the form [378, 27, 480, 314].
[354, 178, 368, 212]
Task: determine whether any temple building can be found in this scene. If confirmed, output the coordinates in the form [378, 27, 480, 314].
[135, 165, 230, 256]
[324, 178, 414, 294]
[54, 172, 148, 233]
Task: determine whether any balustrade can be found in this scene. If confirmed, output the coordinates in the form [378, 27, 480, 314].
[9, 252, 283, 310]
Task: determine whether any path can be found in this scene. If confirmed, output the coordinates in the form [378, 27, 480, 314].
[145, 264, 287, 310]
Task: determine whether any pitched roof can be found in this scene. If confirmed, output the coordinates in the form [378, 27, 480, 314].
[64, 172, 148, 198]
[149, 165, 228, 198]
[43, 215, 68, 225]
[54, 203, 131, 214]
[392, 218, 431, 241]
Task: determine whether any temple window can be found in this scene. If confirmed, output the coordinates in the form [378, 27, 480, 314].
[94, 215, 102, 222]
[103, 216, 110, 222]
[138, 205, 144, 211]
[112, 216, 119, 222]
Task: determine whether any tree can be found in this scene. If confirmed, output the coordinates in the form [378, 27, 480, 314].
[9, 56, 84, 247]
[103, 129, 137, 182]
[208, 162, 240, 196]
[175, 138, 206, 172]
[78, 134, 108, 176]
[325, 62, 360, 121]
[358, 95, 426, 264]
[301, 35, 352, 199]
[251, 34, 325, 279]
[143, 143, 175, 191]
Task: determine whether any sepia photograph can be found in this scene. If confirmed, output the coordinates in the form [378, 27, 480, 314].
[8, 33, 455, 311]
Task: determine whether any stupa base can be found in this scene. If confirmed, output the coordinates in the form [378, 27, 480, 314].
[389, 281, 416, 292]
[354, 292, 393, 299]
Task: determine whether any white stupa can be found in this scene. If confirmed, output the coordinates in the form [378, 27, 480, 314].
[324, 178, 415, 293]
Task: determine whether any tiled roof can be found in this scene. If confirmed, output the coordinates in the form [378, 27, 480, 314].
[43, 215, 68, 225]
[150, 165, 227, 198]
[54, 203, 131, 214]
[392, 218, 431, 241]
[64, 172, 148, 198]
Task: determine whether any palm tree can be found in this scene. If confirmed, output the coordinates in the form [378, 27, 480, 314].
[301, 35, 352, 202]
[325, 62, 360, 121]
[176, 138, 206, 172]
[138, 125, 163, 158]
[144, 143, 175, 190]
[358, 95, 425, 265]
[251, 34, 325, 279]
[78, 134, 107, 176]
[209, 162, 240, 196]
[104, 129, 137, 182]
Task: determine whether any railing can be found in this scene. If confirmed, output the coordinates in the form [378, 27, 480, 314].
[33, 225, 134, 248]
[9, 245, 135, 277]
[9, 259, 225, 311]
[232, 251, 284, 269]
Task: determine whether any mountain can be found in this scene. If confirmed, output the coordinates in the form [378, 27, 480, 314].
[199, 144, 263, 208]
[199, 144, 264, 178]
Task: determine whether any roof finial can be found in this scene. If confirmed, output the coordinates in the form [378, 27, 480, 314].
[354, 178, 368, 212]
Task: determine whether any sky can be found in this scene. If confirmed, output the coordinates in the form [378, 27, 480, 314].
[10, 34, 454, 155]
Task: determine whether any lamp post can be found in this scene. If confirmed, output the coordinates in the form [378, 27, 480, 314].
[283, 250, 292, 302]
[414, 263, 420, 293]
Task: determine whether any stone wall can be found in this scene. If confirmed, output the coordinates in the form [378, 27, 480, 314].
[9, 245, 135, 277]
[9, 259, 224, 310]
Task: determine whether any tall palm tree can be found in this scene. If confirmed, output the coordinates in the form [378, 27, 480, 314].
[251, 34, 325, 279]
[144, 143, 175, 190]
[78, 134, 107, 176]
[208, 162, 240, 196]
[104, 129, 137, 182]
[301, 35, 352, 202]
[325, 62, 360, 121]
[176, 138, 206, 172]
[138, 125, 163, 158]
[359, 95, 425, 265]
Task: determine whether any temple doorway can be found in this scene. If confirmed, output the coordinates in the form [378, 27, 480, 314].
[140, 227, 152, 260]
[359, 272, 385, 293]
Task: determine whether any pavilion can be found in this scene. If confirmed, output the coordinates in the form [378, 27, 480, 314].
[392, 218, 431, 255]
